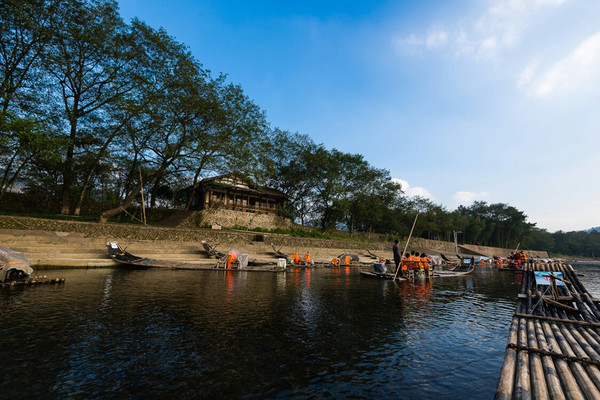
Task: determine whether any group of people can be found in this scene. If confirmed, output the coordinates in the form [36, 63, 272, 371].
[288, 250, 314, 266]
[331, 254, 352, 266]
[392, 239, 430, 275]
[509, 251, 528, 262]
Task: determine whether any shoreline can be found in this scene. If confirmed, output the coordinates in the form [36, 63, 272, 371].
[0, 215, 565, 269]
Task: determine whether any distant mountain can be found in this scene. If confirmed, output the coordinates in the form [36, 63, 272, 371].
[587, 227, 600, 233]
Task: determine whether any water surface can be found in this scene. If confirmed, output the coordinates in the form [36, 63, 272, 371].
[2, 263, 597, 399]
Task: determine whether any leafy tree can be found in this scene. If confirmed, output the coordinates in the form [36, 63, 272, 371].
[41, 0, 139, 214]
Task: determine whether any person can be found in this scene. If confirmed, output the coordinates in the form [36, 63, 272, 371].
[420, 253, 429, 272]
[400, 252, 410, 275]
[302, 251, 313, 265]
[392, 239, 402, 272]
[331, 257, 340, 265]
[289, 250, 300, 265]
[343, 255, 351, 265]
[410, 251, 420, 270]
[226, 250, 237, 269]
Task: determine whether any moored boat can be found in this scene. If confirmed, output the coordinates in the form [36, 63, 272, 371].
[0, 246, 33, 283]
[0, 246, 66, 289]
[107, 241, 285, 272]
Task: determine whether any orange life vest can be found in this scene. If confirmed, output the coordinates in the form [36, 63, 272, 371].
[401, 257, 409, 271]
[226, 252, 237, 269]
[303, 253, 312, 263]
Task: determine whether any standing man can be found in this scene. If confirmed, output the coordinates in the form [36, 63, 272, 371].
[393, 239, 402, 272]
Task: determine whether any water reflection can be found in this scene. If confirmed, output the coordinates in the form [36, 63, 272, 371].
[0, 266, 531, 399]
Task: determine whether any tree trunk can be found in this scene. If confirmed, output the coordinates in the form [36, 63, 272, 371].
[61, 113, 78, 215]
[73, 121, 127, 215]
[99, 181, 144, 224]
[73, 165, 96, 216]
[61, 140, 75, 214]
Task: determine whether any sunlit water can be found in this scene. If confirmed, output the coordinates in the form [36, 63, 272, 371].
[1, 263, 599, 399]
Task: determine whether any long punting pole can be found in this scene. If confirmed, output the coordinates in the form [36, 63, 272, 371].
[393, 213, 419, 281]
[495, 262, 600, 399]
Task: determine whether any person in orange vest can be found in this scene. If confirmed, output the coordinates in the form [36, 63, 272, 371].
[302, 251, 313, 265]
[331, 257, 340, 265]
[289, 250, 300, 265]
[410, 251, 420, 270]
[420, 253, 429, 272]
[344, 255, 351, 265]
[226, 250, 237, 269]
[400, 253, 410, 274]
[518, 251, 527, 262]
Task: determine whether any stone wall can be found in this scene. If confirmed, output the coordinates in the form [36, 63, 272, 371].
[196, 209, 292, 230]
[0, 215, 548, 257]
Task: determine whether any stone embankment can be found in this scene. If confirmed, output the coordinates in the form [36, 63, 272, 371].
[0, 215, 547, 268]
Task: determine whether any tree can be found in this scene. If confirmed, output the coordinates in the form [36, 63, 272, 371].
[97, 20, 212, 223]
[42, 0, 139, 214]
[262, 129, 322, 224]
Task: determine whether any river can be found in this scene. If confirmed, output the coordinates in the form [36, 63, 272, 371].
[1, 263, 599, 399]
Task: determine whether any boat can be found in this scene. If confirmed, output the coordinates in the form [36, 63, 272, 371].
[0, 246, 34, 282]
[201, 241, 226, 258]
[360, 270, 406, 281]
[434, 265, 474, 277]
[107, 242, 285, 272]
[0, 246, 65, 288]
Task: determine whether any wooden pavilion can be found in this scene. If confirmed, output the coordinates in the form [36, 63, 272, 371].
[189, 174, 290, 216]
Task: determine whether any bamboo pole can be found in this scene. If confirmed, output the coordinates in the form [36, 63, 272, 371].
[514, 316, 531, 399]
[495, 316, 519, 400]
[534, 318, 566, 399]
[393, 213, 418, 281]
[527, 316, 548, 398]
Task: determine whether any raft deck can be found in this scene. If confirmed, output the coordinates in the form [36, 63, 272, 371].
[495, 263, 600, 399]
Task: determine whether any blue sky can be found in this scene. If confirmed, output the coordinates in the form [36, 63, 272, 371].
[117, 0, 600, 232]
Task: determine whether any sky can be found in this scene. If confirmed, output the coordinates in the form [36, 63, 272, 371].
[117, 0, 600, 233]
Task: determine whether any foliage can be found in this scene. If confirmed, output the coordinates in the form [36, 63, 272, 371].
[525, 228, 600, 258]
[3, 0, 582, 257]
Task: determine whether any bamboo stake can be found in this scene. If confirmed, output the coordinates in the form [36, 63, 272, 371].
[393, 213, 418, 281]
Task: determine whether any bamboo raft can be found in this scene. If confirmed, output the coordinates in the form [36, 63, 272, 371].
[1, 276, 65, 289]
[495, 262, 600, 399]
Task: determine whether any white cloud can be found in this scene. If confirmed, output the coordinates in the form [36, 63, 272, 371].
[453, 191, 488, 205]
[394, 0, 568, 60]
[392, 178, 433, 199]
[519, 31, 600, 97]
[426, 29, 449, 49]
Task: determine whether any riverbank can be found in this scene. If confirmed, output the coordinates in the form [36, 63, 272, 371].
[0, 215, 546, 268]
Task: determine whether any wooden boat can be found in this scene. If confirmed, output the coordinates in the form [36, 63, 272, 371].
[360, 270, 406, 281]
[434, 265, 474, 277]
[0, 246, 33, 283]
[497, 260, 524, 272]
[107, 242, 285, 272]
[270, 244, 288, 259]
[0, 246, 65, 288]
[201, 241, 226, 258]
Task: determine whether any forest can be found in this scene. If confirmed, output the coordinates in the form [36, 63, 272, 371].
[0, 0, 596, 257]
